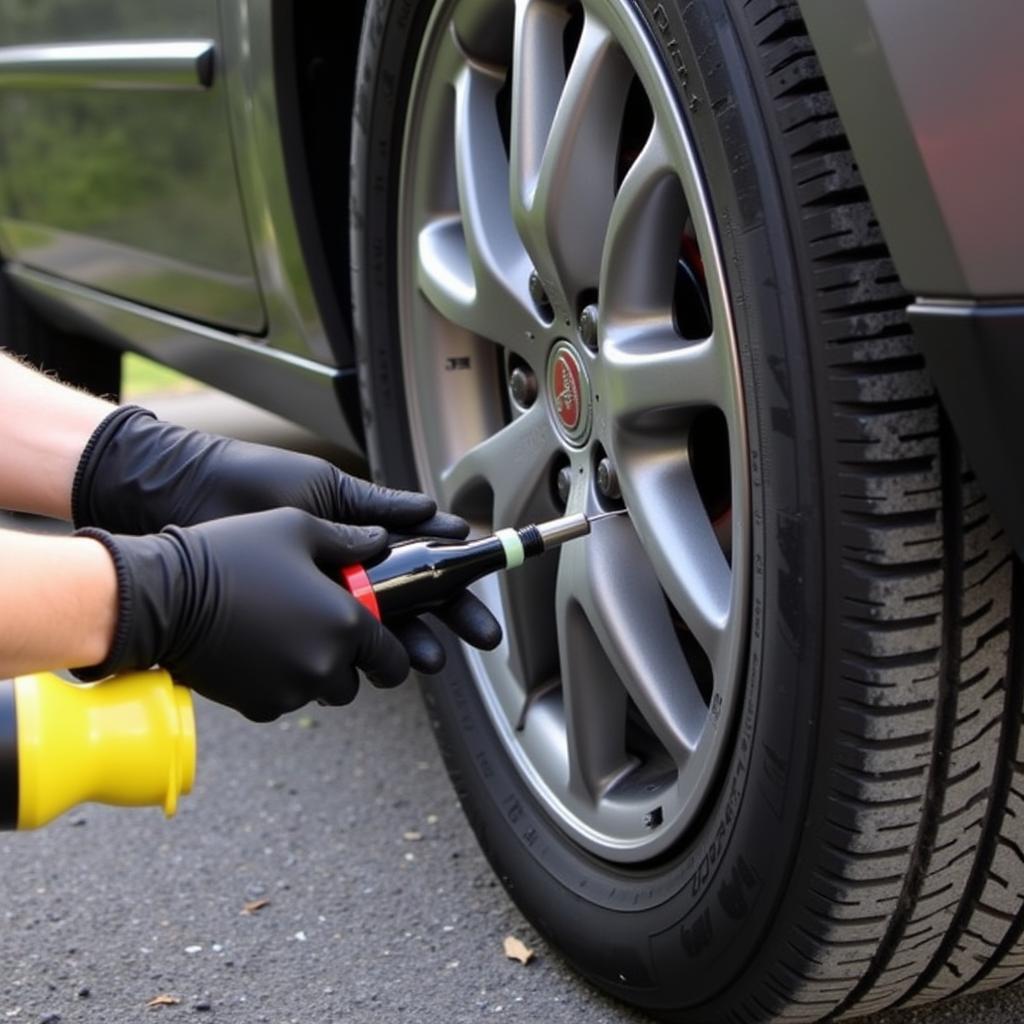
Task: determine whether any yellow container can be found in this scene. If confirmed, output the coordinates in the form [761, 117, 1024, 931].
[7, 669, 195, 830]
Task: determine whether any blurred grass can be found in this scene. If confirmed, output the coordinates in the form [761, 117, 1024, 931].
[121, 353, 201, 399]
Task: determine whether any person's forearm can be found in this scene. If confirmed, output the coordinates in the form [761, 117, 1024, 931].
[0, 528, 118, 676]
[0, 352, 113, 519]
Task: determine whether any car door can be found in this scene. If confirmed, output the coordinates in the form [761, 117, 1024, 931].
[0, 0, 265, 334]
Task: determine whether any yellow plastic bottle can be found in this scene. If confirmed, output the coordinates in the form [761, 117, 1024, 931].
[0, 669, 195, 830]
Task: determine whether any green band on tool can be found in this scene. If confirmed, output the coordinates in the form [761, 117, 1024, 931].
[495, 528, 525, 569]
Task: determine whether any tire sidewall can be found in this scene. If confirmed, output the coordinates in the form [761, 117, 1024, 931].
[351, 0, 827, 1013]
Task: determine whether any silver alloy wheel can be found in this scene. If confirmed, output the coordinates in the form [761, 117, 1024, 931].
[397, 0, 750, 862]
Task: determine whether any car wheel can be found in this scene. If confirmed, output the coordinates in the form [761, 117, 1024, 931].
[0, 270, 120, 398]
[351, 1, 1023, 1019]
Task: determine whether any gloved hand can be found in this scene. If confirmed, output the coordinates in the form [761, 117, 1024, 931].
[73, 405, 464, 539]
[72, 406, 501, 670]
[76, 509, 419, 721]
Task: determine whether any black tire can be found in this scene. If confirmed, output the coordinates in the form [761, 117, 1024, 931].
[351, 1, 1023, 1019]
[0, 269, 120, 398]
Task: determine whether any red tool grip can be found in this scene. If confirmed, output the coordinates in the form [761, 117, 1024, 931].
[339, 564, 381, 621]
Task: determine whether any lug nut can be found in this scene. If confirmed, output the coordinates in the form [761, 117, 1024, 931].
[555, 465, 573, 505]
[529, 270, 553, 320]
[578, 303, 599, 351]
[509, 365, 538, 407]
[596, 457, 621, 500]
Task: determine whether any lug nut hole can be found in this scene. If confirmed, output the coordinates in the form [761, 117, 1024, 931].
[529, 270, 554, 324]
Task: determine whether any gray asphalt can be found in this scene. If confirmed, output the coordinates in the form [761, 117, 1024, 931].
[2, 389, 1023, 1024]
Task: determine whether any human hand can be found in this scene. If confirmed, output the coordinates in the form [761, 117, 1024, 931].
[72, 405, 467, 540]
[74, 508, 479, 721]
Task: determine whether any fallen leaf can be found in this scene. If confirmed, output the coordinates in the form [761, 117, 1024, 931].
[241, 898, 270, 915]
[503, 935, 535, 965]
[146, 994, 181, 1009]
[403, 830, 423, 842]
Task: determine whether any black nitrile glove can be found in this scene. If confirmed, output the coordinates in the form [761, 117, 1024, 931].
[72, 406, 501, 669]
[75, 509, 414, 721]
[73, 405, 466, 539]
[389, 590, 502, 674]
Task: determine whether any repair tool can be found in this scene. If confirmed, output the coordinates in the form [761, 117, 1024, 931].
[340, 510, 625, 622]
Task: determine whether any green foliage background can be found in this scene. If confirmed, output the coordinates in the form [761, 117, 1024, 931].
[0, 0, 255, 274]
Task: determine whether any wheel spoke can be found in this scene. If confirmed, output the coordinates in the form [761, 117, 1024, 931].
[559, 590, 632, 800]
[452, 56, 536, 352]
[509, 0, 568, 243]
[438, 402, 559, 528]
[499, 552, 560, 694]
[603, 321, 732, 420]
[599, 128, 682, 322]
[415, 210, 533, 358]
[614, 446, 732, 670]
[416, 30, 536, 356]
[598, 125, 736, 670]
[557, 515, 707, 791]
[417, 215, 477, 328]
[512, 8, 631, 301]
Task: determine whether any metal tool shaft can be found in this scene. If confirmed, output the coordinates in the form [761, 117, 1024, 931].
[534, 509, 625, 551]
[341, 509, 628, 622]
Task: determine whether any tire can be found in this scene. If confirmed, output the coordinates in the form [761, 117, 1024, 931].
[0, 268, 120, 398]
[351, 1, 1023, 1020]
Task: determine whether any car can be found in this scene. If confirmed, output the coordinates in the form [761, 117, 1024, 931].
[1, 1, 1022, 1020]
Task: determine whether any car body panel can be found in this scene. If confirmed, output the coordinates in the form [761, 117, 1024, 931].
[0, 0, 266, 332]
[800, 0, 1024, 300]
[0, 0, 363, 449]
[803, 0, 1024, 557]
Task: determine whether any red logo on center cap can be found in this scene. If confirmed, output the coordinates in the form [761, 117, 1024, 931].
[551, 350, 582, 430]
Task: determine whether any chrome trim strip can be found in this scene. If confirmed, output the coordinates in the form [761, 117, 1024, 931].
[0, 40, 215, 91]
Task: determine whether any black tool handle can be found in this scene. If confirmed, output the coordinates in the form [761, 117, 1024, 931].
[339, 535, 508, 621]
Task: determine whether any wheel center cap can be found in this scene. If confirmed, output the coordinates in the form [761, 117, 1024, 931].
[547, 341, 591, 445]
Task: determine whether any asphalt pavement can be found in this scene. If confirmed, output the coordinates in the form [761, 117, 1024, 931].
[2, 388, 1023, 1024]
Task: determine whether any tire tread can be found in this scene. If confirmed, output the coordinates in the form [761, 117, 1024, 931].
[733, 2, 1022, 1018]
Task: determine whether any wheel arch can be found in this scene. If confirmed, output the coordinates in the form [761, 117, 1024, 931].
[273, 0, 371, 444]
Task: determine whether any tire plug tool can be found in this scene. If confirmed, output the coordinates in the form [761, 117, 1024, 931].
[340, 510, 626, 622]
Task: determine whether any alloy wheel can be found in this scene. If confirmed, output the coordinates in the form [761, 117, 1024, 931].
[397, 0, 750, 862]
